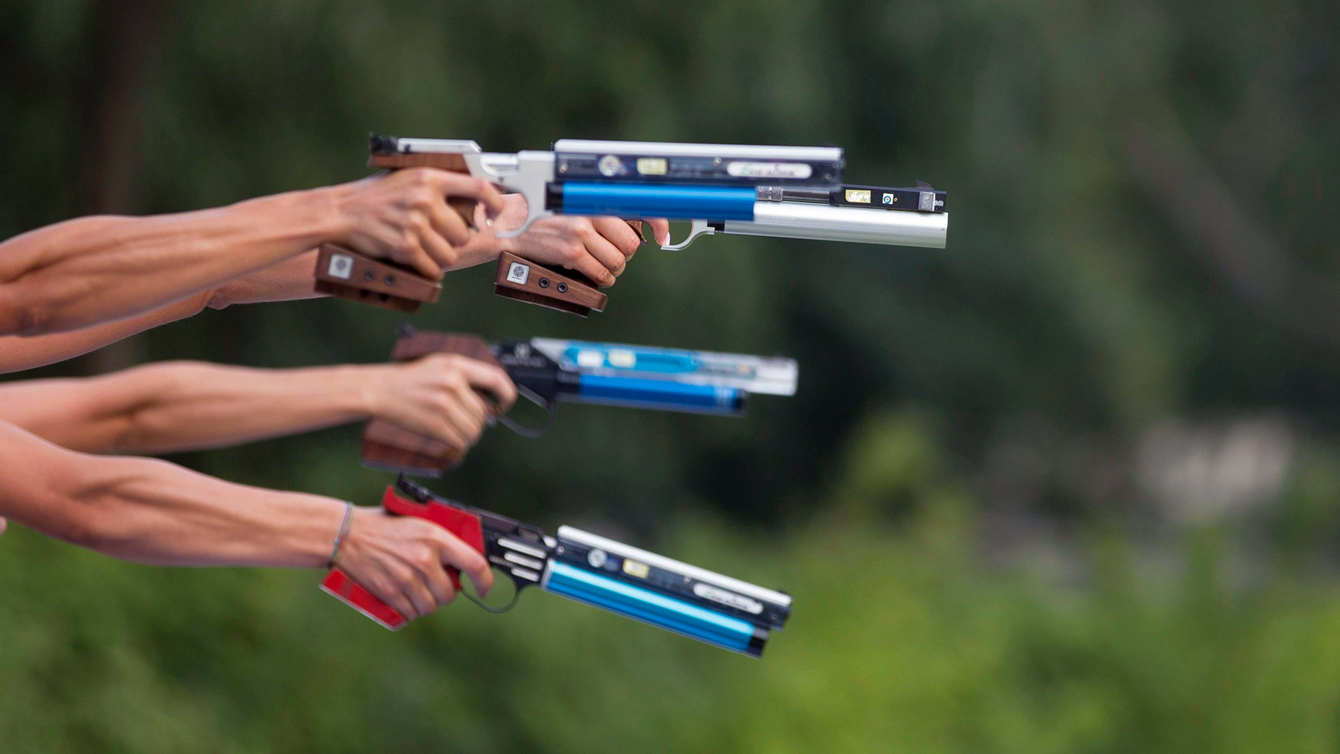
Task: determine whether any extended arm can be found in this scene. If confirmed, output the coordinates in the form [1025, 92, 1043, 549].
[0, 170, 504, 337]
[0, 354, 516, 456]
[0, 252, 322, 374]
[0, 420, 492, 619]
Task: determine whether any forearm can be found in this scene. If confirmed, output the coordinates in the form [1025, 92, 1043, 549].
[206, 250, 324, 307]
[0, 251, 324, 375]
[0, 421, 341, 567]
[0, 189, 341, 336]
[0, 361, 387, 455]
[0, 291, 210, 374]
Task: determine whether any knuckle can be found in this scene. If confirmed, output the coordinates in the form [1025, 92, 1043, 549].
[409, 185, 435, 208]
[430, 529, 456, 549]
[561, 241, 585, 263]
[411, 547, 436, 572]
[389, 563, 415, 586]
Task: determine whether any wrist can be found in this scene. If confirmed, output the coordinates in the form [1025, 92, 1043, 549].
[336, 506, 380, 563]
[304, 182, 355, 247]
[297, 495, 355, 568]
[328, 501, 355, 567]
[344, 363, 393, 419]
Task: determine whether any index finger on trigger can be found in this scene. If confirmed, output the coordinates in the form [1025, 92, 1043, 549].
[645, 218, 671, 245]
[427, 172, 507, 220]
[460, 177, 506, 219]
[457, 359, 518, 411]
[437, 532, 494, 598]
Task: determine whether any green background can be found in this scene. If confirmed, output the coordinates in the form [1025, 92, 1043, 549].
[3, 0, 1340, 750]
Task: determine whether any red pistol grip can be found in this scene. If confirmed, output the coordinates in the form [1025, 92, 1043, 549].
[321, 485, 486, 631]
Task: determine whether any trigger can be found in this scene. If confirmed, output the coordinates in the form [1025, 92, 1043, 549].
[661, 219, 716, 251]
[496, 384, 557, 438]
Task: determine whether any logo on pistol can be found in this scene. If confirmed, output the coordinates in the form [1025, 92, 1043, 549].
[506, 262, 531, 285]
[328, 253, 354, 280]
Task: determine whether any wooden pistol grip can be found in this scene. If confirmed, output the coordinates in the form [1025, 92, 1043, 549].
[360, 331, 502, 476]
[491, 220, 643, 316]
[314, 245, 442, 313]
[493, 251, 608, 317]
[315, 151, 476, 309]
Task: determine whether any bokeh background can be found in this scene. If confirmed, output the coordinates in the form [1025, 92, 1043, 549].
[3, 0, 1340, 750]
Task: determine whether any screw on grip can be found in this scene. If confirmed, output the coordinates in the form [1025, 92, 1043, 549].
[320, 484, 486, 631]
[313, 246, 442, 313]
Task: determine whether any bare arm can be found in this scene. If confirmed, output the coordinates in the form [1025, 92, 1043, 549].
[0, 354, 516, 456]
[0, 170, 504, 337]
[0, 420, 492, 620]
[0, 252, 323, 374]
[0, 204, 671, 372]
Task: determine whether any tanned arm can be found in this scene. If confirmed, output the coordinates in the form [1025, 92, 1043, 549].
[0, 355, 517, 456]
[0, 206, 668, 373]
[0, 252, 322, 374]
[0, 170, 505, 337]
[0, 420, 493, 620]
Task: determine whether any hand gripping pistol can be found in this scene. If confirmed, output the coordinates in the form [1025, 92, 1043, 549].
[322, 476, 792, 657]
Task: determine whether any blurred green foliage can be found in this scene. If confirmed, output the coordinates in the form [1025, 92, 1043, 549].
[8, 415, 1340, 752]
[2, 0, 1340, 750]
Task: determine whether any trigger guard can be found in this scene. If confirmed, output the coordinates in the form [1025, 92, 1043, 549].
[461, 585, 523, 614]
[661, 219, 715, 251]
[461, 560, 541, 614]
[496, 385, 556, 438]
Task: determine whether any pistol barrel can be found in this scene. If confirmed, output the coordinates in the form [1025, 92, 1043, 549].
[731, 201, 948, 249]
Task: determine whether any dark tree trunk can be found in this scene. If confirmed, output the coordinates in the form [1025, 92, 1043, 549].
[79, 0, 169, 374]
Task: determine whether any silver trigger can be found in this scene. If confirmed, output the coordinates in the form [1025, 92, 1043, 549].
[661, 219, 716, 251]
